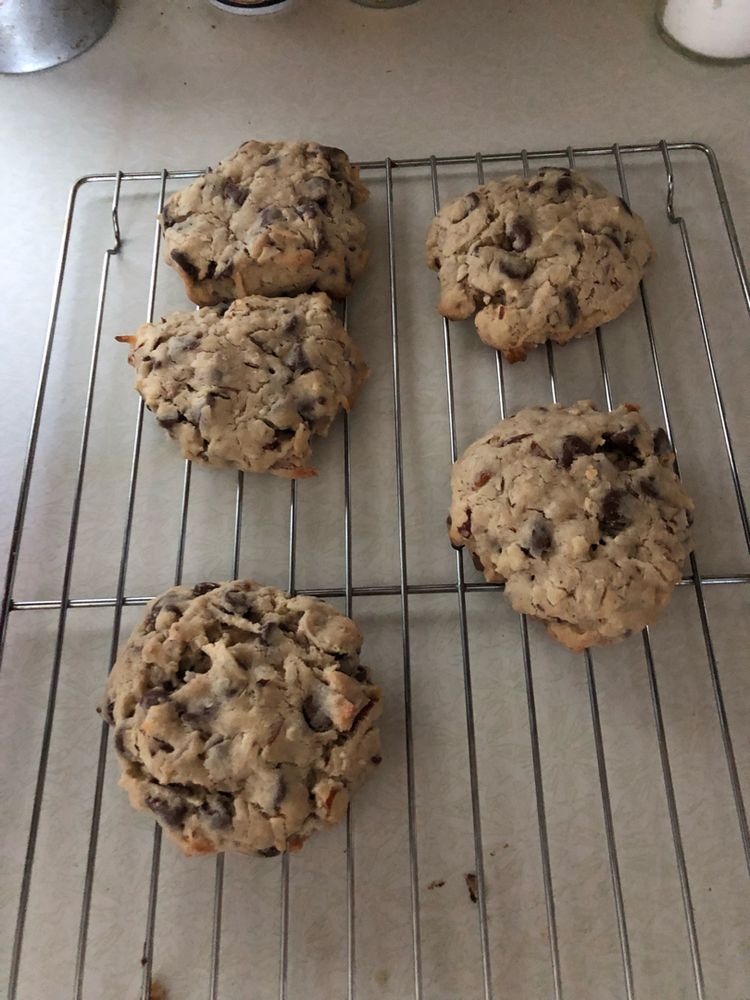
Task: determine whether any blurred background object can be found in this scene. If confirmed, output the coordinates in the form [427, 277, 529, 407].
[207, 0, 294, 14]
[657, 0, 750, 62]
[0, 0, 116, 75]
[350, 0, 421, 7]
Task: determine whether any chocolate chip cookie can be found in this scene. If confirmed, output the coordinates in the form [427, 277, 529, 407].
[100, 580, 382, 857]
[426, 168, 653, 362]
[161, 140, 369, 305]
[448, 401, 693, 650]
[118, 293, 367, 477]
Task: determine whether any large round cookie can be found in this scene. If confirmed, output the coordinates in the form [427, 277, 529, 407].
[426, 168, 653, 362]
[100, 580, 382, 857]
[119, 293, 367, 477]
[448, 401, 693, 650]
[161, 140, 369, 305]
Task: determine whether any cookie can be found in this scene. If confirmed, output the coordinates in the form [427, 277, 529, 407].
[161, 140, 369, 305]
[117, 293, 367, 477]
[448, 401, 693, 650]
[100, 580, 382, 857]
[426, 168, 653, 362]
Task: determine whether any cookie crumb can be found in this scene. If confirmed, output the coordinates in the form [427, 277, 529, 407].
[150, 981, 167, 1000]
[427, 879, 445, 890]
[464, 872, 479, 904]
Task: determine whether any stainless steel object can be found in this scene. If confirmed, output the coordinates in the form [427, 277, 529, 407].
[0, 0, 116, 75]
[1, 140, 749, 1000]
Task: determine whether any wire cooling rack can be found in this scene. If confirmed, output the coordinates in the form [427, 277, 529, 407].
[1, 140, 749, 1000]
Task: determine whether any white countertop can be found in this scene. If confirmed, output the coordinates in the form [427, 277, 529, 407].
[2, 3, 750, 1000]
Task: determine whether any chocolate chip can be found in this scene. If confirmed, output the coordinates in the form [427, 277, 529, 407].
[556, 175, 573, 196]
[619, 196, 633, 216]
[602, 227, 623, 251]
[202, 793, 234, 830]
[170, 250, 199, 282]
[497, 252, 534, 280]
[465, 872, 479, 904]
[599, 489, 629, 538]
[529, 441, 549, 459]
[145, 793, 188, 829]
[150, 737, 174, 754]
[560, 435, 593, 469]
[182, 704, 217, 727]
[471, 551, 485, 573]
[302, 696, 332, 733]
[458, 509, 472, 539]
[114, 727, 130, 757]
[507, 216, 532, 251]
[222, 178, 248, 206]
[473, 471, 491, 489]
[141, 686, 173, 709]
[257, 846, 280, 857]
[528, 180, 543, 194]
[530, 517, 553, 556]
[653, 428, 672, 455]
[205, 260, 217, 280]
[296, 200, 319, 220]
[193, 582, 219, 596]
[600, 427, 641, 468]
[640, 478, 660, 499]
[259, 205, 283, 226]
[371, 755, 383, 765]
[286, 342, 311, 374]
[273, 775, 287, 812]
[500, 432, 532, 446]
[562, 288, 579, 326]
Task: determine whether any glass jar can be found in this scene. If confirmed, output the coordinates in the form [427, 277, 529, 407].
[656, 0, 750, 63]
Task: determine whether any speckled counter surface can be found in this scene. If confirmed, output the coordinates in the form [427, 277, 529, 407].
[1, 2, 749, 998]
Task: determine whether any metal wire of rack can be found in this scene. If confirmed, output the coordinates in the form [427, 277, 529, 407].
[1, 140, 749, 1000]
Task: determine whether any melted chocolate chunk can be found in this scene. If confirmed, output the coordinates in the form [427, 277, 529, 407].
[471, 550, 485, 573]
[529, 441, 549, 459]
[170, 250, 199, 282]
[257, 846, 280, 857]
[259, 205, 283, 226]
[497, 253, 534, 280]
[530, 517, 553, 556]
[273, 775, 287, 812]
[640, 478, 660, 499]
[302, 696, 333, 733]
[528, 180, 543, 194]
[193, 582, 220, 596]
[599, 489, 629, 538]
[560, 435, 593, 469]
[508, 217, 532, 251]
[556, 175, 574, 196]
[222, 177, 250, 207]
[141, 685, 174, 709]
[145, 793, 188, 829]
[562, 287, 579, 326]
[600, 427, 642, 468]
[202, 793, 234, 830]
